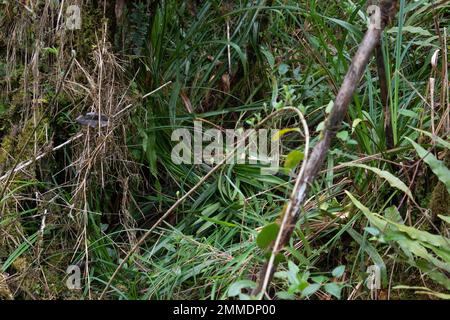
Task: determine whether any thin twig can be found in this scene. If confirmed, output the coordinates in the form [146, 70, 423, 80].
[0, 133, 84, 182]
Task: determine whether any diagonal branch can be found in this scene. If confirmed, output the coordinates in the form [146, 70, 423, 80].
[252, 0, 399, 298]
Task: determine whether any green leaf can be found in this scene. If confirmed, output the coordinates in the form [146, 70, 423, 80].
[0, 103, 7, 116]
[411, 128, 450, 149]
[332, 265, 345, 278]
[278, 63, 289, 75]
[438, 215, 450, 225]
[293, 67, 301, 81]
[336, 131, 349, 142]
[284, 150, 304, 171]
[325, 100, 334, 114]
[325, 17, 363, 38]
[396, 223, 449, 248]
[399, 109, 419, 119]
[414, 291, 450, 300]
[348, 228, 388, 287]
[345, 191, 387, 230]
[347, 191, 449, 249]
[324, 283, 342, 299]
[384, 206, 403, 224]
[272, 128, 300, 141]
[343, 163, 414, 201]
[388, 26, 432, 36]
[2, 232, 38, 272]
[397, 236, 429, 260]
[277, 291, 295, 300]
[227, 280, 256, 297]
[301, 283, 321, 298]
[351, 118, 363, 133]
[274, 253, 286, 264]
[311, 275, 329, 284]
[407, 137, 450, 193]
[256, 223, 280, 249]
[200, 202, 221, 217]
[43, 46, 59, 55]
[287, 260, 300, 286]
[260, 46, 275, 69]
[416, 261, 450, 290]
[194, 202, 222, 233]
[364, 227, 380, 236]
[316, 121, 325, 132]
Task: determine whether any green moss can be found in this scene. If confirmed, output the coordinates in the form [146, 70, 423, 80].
[73, 6, 106, 58]
[430, 182, 450, 217]
[429, 152, 450, 218]
[0, 109, 50, 299]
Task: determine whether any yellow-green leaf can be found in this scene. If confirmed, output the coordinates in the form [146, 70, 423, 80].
[343, 163, 414, 201]
[272, 128, 301, 141]
[284, 150, 304, 171]
[256, 223, 280, 249]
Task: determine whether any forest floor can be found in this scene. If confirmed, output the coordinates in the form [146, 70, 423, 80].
[0, 0, 449, 300]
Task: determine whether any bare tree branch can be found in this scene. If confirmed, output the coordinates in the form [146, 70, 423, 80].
[252, 0, 399, 298]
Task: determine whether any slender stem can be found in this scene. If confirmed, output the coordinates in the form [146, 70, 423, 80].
[376, 43, 394, 149]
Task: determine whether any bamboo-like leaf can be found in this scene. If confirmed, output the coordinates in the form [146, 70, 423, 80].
[396, 223, 449, 248]
[406, 137, 450, 193]
[438, 215, 450, 225]
[1, 232, 38, 272]
[344, 164, 413, 200]
[347, 228, 388, 287]
[411, 128, 450, 150]
[345, 191, 387, 231]
[388, 26, 432, 36]
[393, 286, 450, 300]
[348, 191, 449, 248]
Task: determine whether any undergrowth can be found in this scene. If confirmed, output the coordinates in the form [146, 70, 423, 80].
[0, 0, 449, 300]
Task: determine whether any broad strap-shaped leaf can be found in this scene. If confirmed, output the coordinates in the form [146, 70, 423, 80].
[411, 128, 450, 150]
[345, 191, 387, 231]
[343, 163, 414, 201]
[406, 137, 450, 193]
[347, 228, 388, 287]
[438, 215, 450, 225]
[347, 191, 449, 249]
[395, 223, 449, 249]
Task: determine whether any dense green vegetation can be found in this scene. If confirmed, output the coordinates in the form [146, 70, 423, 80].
[0, 0, 449, 300]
